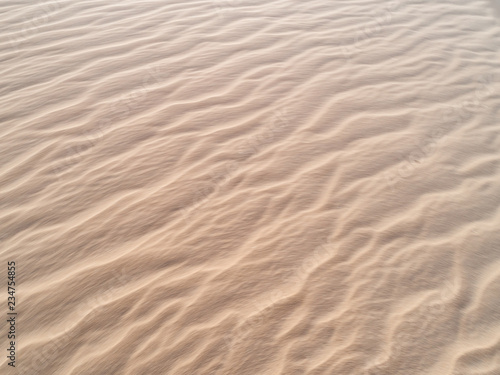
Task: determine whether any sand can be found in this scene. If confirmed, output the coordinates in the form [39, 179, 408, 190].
[1, 0, 500, 374]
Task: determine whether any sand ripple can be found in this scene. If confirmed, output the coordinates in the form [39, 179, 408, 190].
[1, 0, 500, 374]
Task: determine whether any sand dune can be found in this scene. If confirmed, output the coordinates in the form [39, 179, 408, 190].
[1, 0, 500, 374]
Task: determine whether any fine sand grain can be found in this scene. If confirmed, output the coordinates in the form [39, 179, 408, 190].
[1, 0, 500, 374]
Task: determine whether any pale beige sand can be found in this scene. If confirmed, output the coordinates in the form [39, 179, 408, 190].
[1, 0, 500, 374]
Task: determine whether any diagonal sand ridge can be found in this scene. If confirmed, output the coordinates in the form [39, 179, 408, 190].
[1, 0, 500, 374]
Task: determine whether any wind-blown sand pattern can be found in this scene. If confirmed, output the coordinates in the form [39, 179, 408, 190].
[1, 0, 500, 374]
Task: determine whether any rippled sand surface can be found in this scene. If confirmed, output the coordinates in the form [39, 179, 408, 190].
[1, 0, 500, 374]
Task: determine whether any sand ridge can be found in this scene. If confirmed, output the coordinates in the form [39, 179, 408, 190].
[1, 0, 500, 374]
